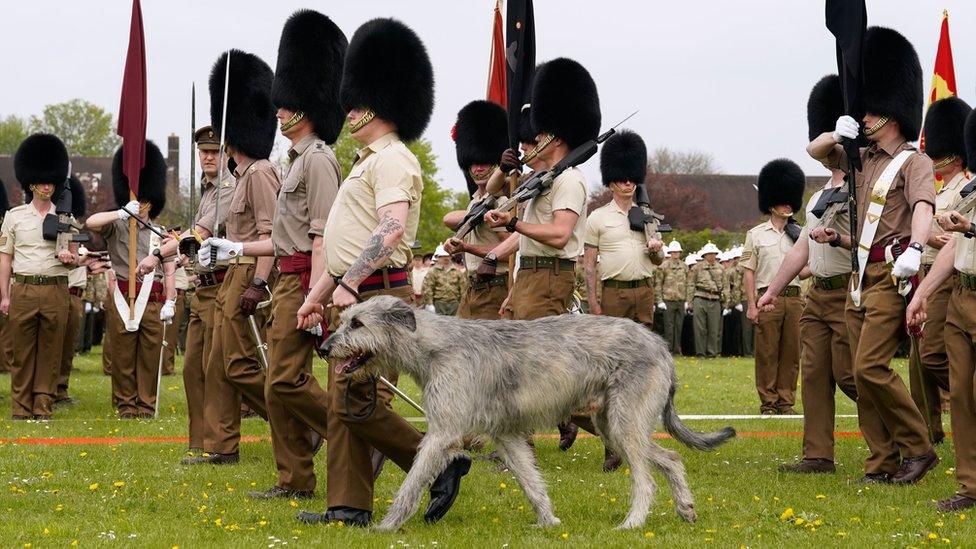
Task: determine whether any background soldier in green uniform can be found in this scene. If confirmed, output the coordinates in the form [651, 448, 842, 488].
[422, 245, 465, 315]
[655, 240, 689, 354]
[688, 242, 726, 357]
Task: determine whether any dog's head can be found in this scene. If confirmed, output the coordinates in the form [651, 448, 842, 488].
[325, 295, 417, 377]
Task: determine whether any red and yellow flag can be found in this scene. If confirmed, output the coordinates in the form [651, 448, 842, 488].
[486, 0, 508, 108]
[920, 10, 956, 153]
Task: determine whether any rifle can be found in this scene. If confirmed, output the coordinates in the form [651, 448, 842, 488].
[630, 184, 670, 263]
[42, 172, 90, 252]
[810, 185, 849, 231]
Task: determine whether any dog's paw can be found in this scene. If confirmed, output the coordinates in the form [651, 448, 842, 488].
[534, 516, 561, 528]
[676, 504, 697, 523]
[615, 518, 645, 530]
[373, 519, 400, 532]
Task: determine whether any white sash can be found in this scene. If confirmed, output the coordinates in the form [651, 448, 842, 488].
[850, 150, 913, 306]
[111, 229, 163, 332]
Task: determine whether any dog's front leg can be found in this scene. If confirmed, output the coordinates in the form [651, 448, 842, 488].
[375, 434, 455, 531]
[495, 434, 560, 527]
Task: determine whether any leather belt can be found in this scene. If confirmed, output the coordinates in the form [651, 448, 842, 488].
[759, 286, 801, 298]
[279, 251, 312, 274]
[811, 273, 849, 291]
[196, 270, 226, 288]
[603, 277, 652, 289]
[340, 267, 409, 294]
[68, 287, 84, 297]
[469, 274, 508, 292]
[117, 279, 167, 303]
[229, 256, 256, 265]
[519, 256, 576, 272]
[693, 294, 720, 302]
[14, 274, 67, 286]
[960, 272, 976, 292]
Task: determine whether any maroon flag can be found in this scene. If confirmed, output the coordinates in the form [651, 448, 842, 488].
[117, 0, 147, 196]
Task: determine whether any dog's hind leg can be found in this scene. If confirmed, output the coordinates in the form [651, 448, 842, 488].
[376, 434, 455, 532]
[647, 442, 696, 523]
[495, 434, 560, 527]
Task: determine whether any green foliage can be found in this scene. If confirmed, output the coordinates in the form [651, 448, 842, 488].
[0, 114, 30, 154]
[28, 99, 121, 156]
[668, 228, 743, 254]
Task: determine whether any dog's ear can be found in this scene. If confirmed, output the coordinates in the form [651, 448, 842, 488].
[385, 301, 417, 332]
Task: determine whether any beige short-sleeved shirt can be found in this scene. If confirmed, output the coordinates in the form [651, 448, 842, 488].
[954, 207, 976, 275]
[741, 219, 799, 290]
[820, 138, 936, 247]
[99, 218, 167, 282]
[68, 266, 87, 289]
[226, 158, 280, 243]
[462, 189, 509, 272]
[174, 266, 189, 290]
[584, 200, 656, 281]
[520, 167, 588, 259]
[0, 204, 70, 276]
[800, 186, 851, 278]
[194, 171, 236, 236]
[273, 134, 340, 256]
[923, 171, 968, 265]
[324, 132, 423, 276]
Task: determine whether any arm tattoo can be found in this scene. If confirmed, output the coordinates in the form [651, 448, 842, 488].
[343, 211, 402, 285]
[584, 254, 599, 302]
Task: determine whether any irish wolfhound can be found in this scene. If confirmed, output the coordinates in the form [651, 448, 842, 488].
[323, 296, 735, 531]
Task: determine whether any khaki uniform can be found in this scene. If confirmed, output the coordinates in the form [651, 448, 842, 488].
[654, 257, 689, 354]
[99, 219, 168, 416]
[0, 203, 70, 418]
[0, 210, 10, 373]
[56, 266, 87, 400]
[265, 135, 339, 492]
[182, 171, 235, 449]
[323, 132, 424, 511]
[946, 208, 976, 499]
[162, 267, 189, 375]
[687, 260, 727, 357]
[722, 264, 747, 357]
[457, 190, 508, 319]
[204, 158, 279, 454]
[410, 266, 428, 304]
[421, 265, 465, 315]
[795, 187, 857, 460]
[584, 200, 656, 325]
[742, 220, 802, 413]
[821, 138, 936, 474]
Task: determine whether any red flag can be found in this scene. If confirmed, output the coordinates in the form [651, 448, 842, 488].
[920, 10, 956, 151]
[486, 0, 507, 108]
[117, 0, 147, 196]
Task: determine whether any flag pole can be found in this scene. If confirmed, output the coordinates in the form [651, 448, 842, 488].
[212, 51, 231, 266]
[128, 192, 137, 320]
[189, 82, 196, 225]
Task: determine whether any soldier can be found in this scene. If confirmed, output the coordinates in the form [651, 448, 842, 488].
[906, 108, 976, 510]
[202, 9, 343, 495]
[808, 27, 937, 484]
[758, 74, 858, 472]
[442, 100, 511, 318]
[55, 177, 88, 405]
[410, 253, 428, 305]
[655, 240, 689, 354]
[294, 18, 468, 527]
[421, 245, 465, 315]
[687, 242, 726, 357]
[0, 181, 11, 374]
[910, 97, 972, 443]
[724, 248, 746, 356]
[86, 141, 175, 419]
[138, 125, 235, 453]
[0, 134, 75, 419]
[742, 159, 804, 415]
[161, 261, 190, 376]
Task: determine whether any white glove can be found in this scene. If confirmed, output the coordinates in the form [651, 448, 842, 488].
[160, 299, 176, 321]
[657, 301, 667, 311]
[832, 115, 859, 143]
[684, 301, 690, 312]
[117, 200, 141, 221]
[78, 245, 89, 257]
[722, 308, 731, 316]
[84, 302, 93, 314]
[424, 304, 436, 313]
[735, 303, 743, 312]
[198, 237, 243, 267]
[892, 247, 921, 278]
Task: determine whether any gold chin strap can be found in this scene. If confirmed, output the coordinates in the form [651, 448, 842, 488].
[280, 111, 305, 132]
[864, 115, 890, 136]
[522, 133, 554, 164]
[470, 164, 498, 182]
[932, 155, 958, 170]
[29, 184, 53, 200]
[349, 109, 375, 134]
[770, 207, 792, 219]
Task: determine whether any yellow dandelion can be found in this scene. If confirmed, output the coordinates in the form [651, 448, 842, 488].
[836, 532, 848, 537]
[935, 520, 944, 527]
[42, 529, 49, 535]
[815, 494, 826, 500]
[560, 532, 569, 540]
[752, 495, 760, 502]
[644, 531, 655, 538]
[88, 483, 99, 491]
[795, 518, 805, 526]
[113, 481, 125, 488]
[214, 518, 222, 527]
[55, 504, 63, 512]
[79, 452, 88, 458]
[500, 482, 507, 489]
[71, 541, 78, 547]
[928, 533, 938, 540]
[780, 508, 794, 521]
[289, 500, 298, 508]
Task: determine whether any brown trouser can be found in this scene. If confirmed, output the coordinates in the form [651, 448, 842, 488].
[798, 284, 857, 460]
[267, 274, 329, 492]
[0, 313, 12, 373]
[7, 281, 68, 418]
[458, 277, 508, 319]
[846, 263, 931, 474]
[183, 284, 219, 450]
[107, 295, 163, 416]
[754, 292, 802, 412]
[601, 282, 654, 325]
[911, 271, 952, 441]
[204, 264, 270, 455]
[102, 308, 113, 376]
[162, 293, 186, 375]
[945, 281, 976, 499]
[56, 294, 83, 400]
[327, 284, 423, 511]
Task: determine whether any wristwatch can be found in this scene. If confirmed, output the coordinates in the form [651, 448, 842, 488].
[505, 216, 519, 233]
[152, 248, 164, 262]
[827, 232, 842, 248]
[908, 241, 924, 253]
[251, 277, 268, 289]
[484, 252, 498, 263]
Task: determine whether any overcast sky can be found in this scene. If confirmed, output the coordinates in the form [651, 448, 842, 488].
[2, 0, 974, 194]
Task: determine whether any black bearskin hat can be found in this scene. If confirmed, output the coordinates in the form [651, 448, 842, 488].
[517, 104, 536, 144]
[210, 49, 277, 159]
[965, 109, 976, 173]
[68, 176, 86, 218]
[600, 129, 647, 186]
[454, 100, 508, 195]
[757, 158, 805, 215]
[14, 133, 69, 200]
[531, 58, 600, 149]
[340, 18, 434, 142]
[272, 10, 347, 144]
[862, 27, 923, 140]
[0, 179, 9, 214]
[923, 96, 972, 163]
[807, 75, 845, 141]
[112, 141, 167, 219]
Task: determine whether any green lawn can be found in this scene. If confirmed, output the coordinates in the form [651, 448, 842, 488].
[0, 350, 973, 548]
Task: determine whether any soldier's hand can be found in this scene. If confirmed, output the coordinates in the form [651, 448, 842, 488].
[646, 239, 663, 253]
[906, 294, 927, 327]
[443, 238, 464, 255]
[0, 296, 9, 316]
[937, 210, 972, 233]
[684, 301, 691, 314]
[832, 115, 859, 142]
[746, 305, 760, 325]
[500, 148, 522, 173]
[810, 226, 837, 244]
[117, 200, 140, 221]
[722, 308, 731, 316]
[932, 232, 952, 248]
[589, 300, 602, 315]
[137, 254, 160, 276]
[160, 299, 176, 321]
[239, 284, 265, 317]
[57, 249, 76, 265]
[756, 292, 777, 312]
[484, 209, 511, 229]
[657, 301, 667, 311]
[735, 303, 744, 312]
[476, 254, 498, 282]
[297, 300, 325, 330]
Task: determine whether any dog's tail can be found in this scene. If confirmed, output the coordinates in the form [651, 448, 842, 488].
[662, 381, 735, 451]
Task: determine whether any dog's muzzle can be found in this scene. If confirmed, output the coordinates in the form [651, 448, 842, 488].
[333, 351, 373, 375]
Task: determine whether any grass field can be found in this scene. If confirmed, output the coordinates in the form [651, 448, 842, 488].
[1, 350, 974, 548]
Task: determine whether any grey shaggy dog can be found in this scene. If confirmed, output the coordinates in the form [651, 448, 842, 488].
[325, 296, 736, 531]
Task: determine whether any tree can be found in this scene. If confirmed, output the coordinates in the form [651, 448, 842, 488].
[647, 146, 718, 175]
[0, 115, 30, 154]
[29, 99, 121, 156]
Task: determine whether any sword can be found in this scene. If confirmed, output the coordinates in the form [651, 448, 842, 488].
[189, 82, 197, 225]
[247, 292, 272, 371]
[154, 320, 171, 419]
[212, 51, 232, 266]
